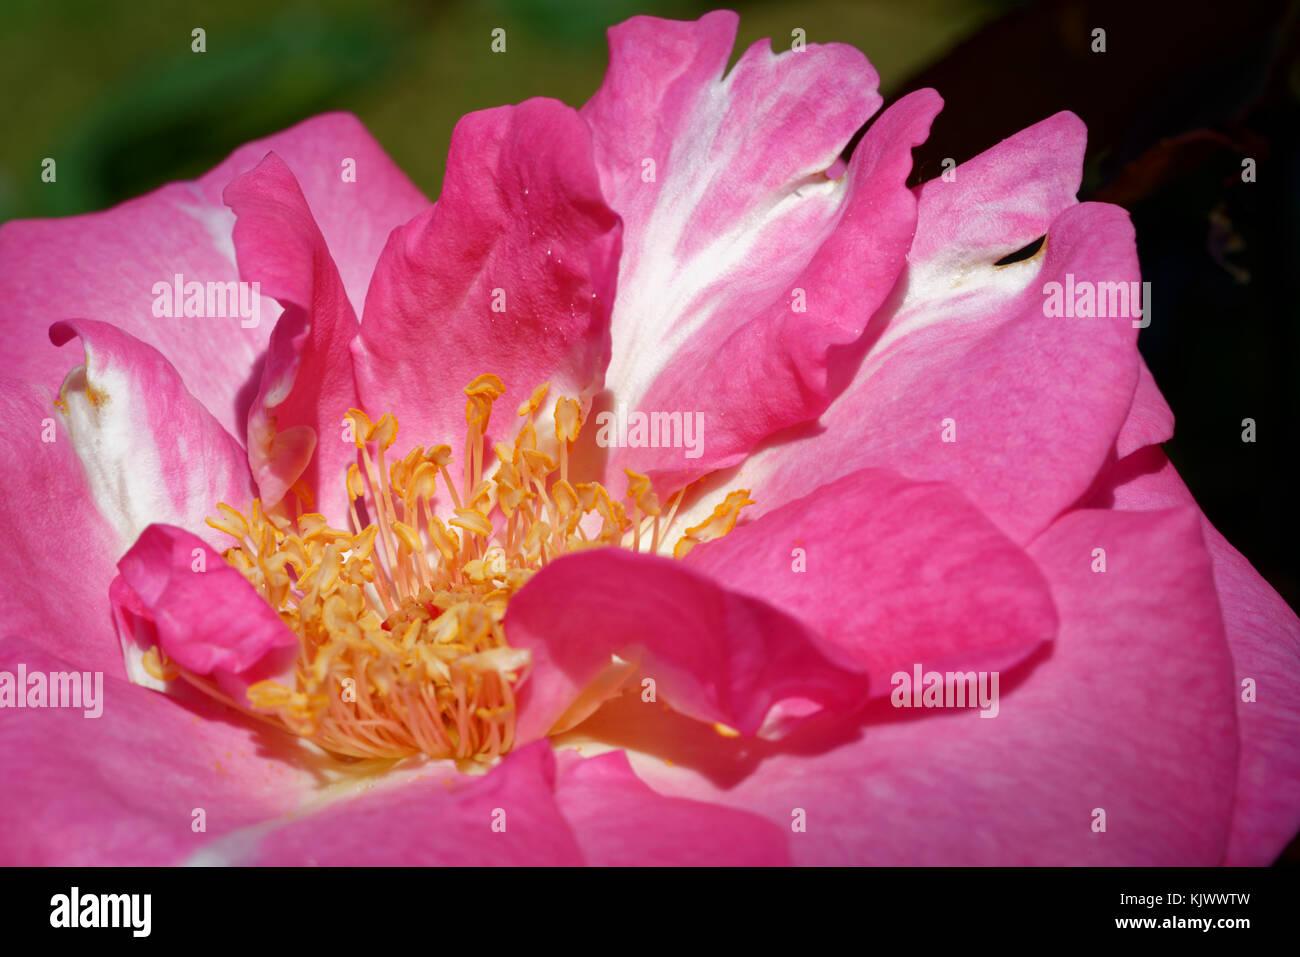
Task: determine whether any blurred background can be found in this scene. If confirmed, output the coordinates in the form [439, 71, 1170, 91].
[1, 0, 1297, 857]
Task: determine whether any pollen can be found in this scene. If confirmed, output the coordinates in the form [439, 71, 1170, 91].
[157, 376, 753, 763]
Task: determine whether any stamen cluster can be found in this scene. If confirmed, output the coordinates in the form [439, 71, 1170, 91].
[149, 375, 751, 761]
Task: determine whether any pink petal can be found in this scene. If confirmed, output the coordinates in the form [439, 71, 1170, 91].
[353, 98, 621, 462]
[191, 739, 791, 865]
[0, 635, 317, 865]
[48, 319, 255, 552]
[1115, 357, 1174, 458]
[2, 113, 424, 441]
[505, 548, 868, 745]
[734, 200, 1141, 546]
[615, 90, 941, 490]
[202, 113, 429, 318]
[224, 153, 361, 520]
[233, 741, 584, 865]
[0, 379, 122, 676]
[683, 468, 1057, 692]
[112, 524, 298, 704]
[611, 508, 1237, 864]
[553, 749, 790, 865]
[45, 321, 259, 688]
[906, 111, 1085, 266]
[584, 13, 934, 486]
[1087, 445, 1300, 864]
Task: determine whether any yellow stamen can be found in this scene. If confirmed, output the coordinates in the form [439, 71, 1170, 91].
[141, 646, 179, 682]
[180, 376, 753, 761]
[672, 489, 756, 559]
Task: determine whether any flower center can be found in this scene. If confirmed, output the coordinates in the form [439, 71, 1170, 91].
[148, 375, 752, 763]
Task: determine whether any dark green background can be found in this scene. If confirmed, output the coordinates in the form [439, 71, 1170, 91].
[0, 0, 1017, 220]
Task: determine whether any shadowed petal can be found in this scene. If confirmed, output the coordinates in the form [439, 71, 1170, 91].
[553, 748, 790, 865]
[1086, 445, 1300, 864]
[505, 548, 869, 745]
[684, 468, 1057, 692]
[595, 508, 1237, 864]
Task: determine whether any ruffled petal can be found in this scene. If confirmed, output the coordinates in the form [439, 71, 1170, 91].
[730, 199, 1141, 546]
[614, 91, 941, 489]
[905, 111, 1085, 268]
[584, 13, 934, 486]
[353, 98, 621, 463]
[187, 739, 793, 865]
[112, 524, 299, 704]
[224, 153, 361, 520]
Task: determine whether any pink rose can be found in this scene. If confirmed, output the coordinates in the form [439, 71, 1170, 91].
[1, 10, 1295, 865]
